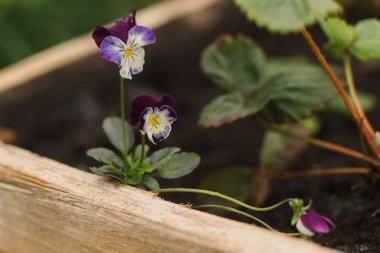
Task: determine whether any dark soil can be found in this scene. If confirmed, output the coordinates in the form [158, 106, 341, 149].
[1, 1, 380, 252]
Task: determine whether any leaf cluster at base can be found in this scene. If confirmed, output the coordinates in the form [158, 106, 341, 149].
[87, 117, 201, 190]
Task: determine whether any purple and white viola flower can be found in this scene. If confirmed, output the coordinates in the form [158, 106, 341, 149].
[92, 10, 156, 79]
[131, 95, 177, 145]
[296, 208, 335, 237]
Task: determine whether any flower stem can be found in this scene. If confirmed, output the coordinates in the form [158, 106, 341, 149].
[262, 167, 372, 180]
[140, 134, 146, 163]
[120, 77, 127, 156]
[343, 52, 376, 139]
[151, 188, 293, 212]
[301, 27, 379, 157]
[193, 204, 275, 230]
[259, 120, 380, 167]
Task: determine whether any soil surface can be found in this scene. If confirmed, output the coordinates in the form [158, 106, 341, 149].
[1, 1, 380, 252]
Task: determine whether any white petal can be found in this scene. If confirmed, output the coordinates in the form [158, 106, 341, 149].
[119, 56, 132, 79]
[130, 47, 145, 75]
[296, 220, 314, 237]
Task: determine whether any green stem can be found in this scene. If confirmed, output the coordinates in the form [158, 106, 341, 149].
[120, 77, 127, 156]
[151, 188, 293, 212]
[193, 204, 274, 230]
[193, 205, 300, 236]
[140, 134, 146, 163]
[343, 52, 376, 140]
[259, 119, 380, 168]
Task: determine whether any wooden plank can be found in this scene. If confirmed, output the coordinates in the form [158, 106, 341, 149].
[0, 142, 339, 253]
[0, 0, 220, 94]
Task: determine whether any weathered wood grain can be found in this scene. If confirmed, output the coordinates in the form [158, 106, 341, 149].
[0, 142, 339, 253]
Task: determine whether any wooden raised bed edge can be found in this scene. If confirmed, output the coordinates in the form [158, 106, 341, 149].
[0, 142, 339, 253]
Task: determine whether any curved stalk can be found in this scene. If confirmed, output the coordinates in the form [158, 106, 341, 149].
[343, 52, 376, 139]
[263, 167, 372, 180]
[259, 120, 380, 167]
[152, 188, 293, 212]
[193, 205, 300, 236]
[193, 204, 275, 230]
[301, 28, 378, 157]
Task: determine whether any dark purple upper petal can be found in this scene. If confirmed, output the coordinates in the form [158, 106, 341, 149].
[300, 208, 335, 234]
[92, 25, 112, 47]
[130, 95, 175, 125]
[92, 9, 136, 47]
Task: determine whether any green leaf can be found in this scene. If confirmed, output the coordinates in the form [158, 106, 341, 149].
[86, 147, 120, 164]
[158, 152, 201, 179]
[133, 144, 150, 163]
[375, 132, 380, 149]
[144, 147, 181, 169]
[102, 116, 135, 154]
[89, 165, 123, 177]
[124, 170, 142, 185]
[325, 91, 377, 118]
[260, 124, 312, 171]
[143, 175, 160, 190]
[199, 167, 252, 204]
[234, 0, 341, 34]
[351, 19, 380, 61]
[137, 163, 154, 173]
[320, 17, 355, 58]
[257, 65, 336, 124]
[320, 18, 355, 48]
[199, 92, 270, 127]
[201, 35, 265, 92]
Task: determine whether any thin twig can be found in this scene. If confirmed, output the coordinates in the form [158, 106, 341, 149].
[301, 28, 378, 158]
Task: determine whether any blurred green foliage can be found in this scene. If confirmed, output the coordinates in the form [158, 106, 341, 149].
[0, 0, 158, 68]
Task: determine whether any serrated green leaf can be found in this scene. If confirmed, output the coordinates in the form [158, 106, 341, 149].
[199, 92, 270, 128]
[257, 65, 336, 124]
[86, 147, 120, 164]
[320, 17, 355, 58]
[102, 116, 135, 154]
[143, 175, 160, 190]
[234, 0, 341, 34]
[320, 18, 355, 48]
[351, 19, 380, 61]
[144, 147, 181, 169]
[199, 167, 252, 204]
[325, 91, 377, 118]
[158, 153, 200, 179]
[201, 35, 265, 92]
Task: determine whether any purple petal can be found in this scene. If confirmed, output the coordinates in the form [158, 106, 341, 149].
[127, 26, 156, 48]
[300, 209, 335, 234]
[92, 10, 136, 47]
[100, 36, 126, 66]
[131, 95, 157, 125]
[139, 107, 153, 133]
[160, 105, 177, 123]
[92, 25, 112, 47]
[158, 95, 175, 108]
[109, 10, 137, 43]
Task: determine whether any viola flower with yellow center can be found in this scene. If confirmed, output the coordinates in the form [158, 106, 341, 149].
[131, 95, 177, 144]
[92, 10, 156, 79]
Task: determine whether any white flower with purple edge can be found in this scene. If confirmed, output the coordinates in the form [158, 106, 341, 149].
[296, 208, 335, 237]
[99, 26, 156, 79]
[131, 95, 177, 145]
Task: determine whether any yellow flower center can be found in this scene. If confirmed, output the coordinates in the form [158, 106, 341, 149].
[149, 116, 159, 128]
[125, 48, 133, 57]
